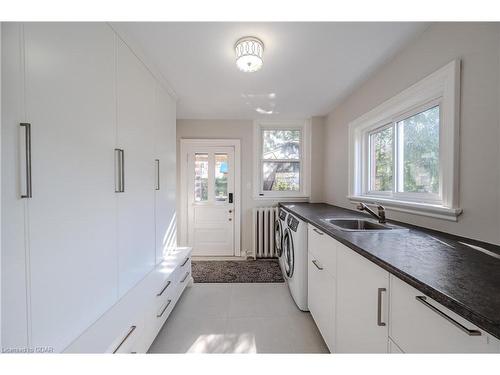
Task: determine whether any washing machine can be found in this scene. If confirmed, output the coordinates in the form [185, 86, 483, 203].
[274, 208, 288, 275]
[282, 212, 309, 311]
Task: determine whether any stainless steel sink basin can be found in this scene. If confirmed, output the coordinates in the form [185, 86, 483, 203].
[321, 218, 408, 232]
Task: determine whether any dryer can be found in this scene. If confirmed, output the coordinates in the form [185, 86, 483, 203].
[275, 208, 288, 275]
[282, 212, 308, 311]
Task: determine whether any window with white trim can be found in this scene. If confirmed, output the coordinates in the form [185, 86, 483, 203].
[349, 60, 462, 220]
[254, 121, 310, 198]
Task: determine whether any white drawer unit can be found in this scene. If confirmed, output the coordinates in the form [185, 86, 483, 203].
[389, 275, 500, 353]
[64, 248, 192, 353]
[307, 251, 336, 351]
[307, 225, 337, 277]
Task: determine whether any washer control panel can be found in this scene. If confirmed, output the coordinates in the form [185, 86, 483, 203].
[287, 215, 299, 232]
[279, 208, 287, 221]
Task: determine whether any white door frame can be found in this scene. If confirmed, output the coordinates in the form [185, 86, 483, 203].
[179, 139, 241, 256]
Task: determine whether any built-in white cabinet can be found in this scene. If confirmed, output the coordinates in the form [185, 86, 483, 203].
[307, 223, 500, 353]
[336, 241, 389, 353]
[389, 275, 500, 353]
[65, 248, 192, 353]
[116, 37, 157, 296]
[1, 22, 177, 352]
[154, 85, 177, 264]
[307, 225, 336, 351]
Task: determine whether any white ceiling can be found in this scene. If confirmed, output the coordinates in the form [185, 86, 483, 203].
[116, 22, 429, 120]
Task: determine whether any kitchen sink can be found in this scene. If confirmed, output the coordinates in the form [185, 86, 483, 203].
[321, 218, 408, 232]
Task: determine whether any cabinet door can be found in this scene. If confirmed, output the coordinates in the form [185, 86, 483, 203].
[390, 275, 500, 353]
[1, 22, 30, 349]
[154, 84, 176, 264]
[116, 38, 156, 296]
[307, 251, 335, 352]
[336, 243, 389, 353]
[24, 23, 118, 352]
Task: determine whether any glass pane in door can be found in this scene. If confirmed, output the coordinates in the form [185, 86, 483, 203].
[194, 153, 208, 202]
[215, 153, 228, 202]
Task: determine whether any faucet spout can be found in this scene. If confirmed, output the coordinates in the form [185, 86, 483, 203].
[356, 203, 387, 224]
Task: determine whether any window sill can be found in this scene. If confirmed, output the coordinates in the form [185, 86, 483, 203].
[253, 195, 310, 201]
[347, 195, 463, 221]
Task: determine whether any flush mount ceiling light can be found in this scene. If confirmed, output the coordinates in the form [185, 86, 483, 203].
[235, 36, 264, 73]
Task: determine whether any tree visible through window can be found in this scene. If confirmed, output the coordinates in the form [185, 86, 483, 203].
[261, 129, 301, 192]
[368, 105, 440, 197]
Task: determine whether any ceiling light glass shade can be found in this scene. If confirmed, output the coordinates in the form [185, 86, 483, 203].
[235, 37, 264, 73]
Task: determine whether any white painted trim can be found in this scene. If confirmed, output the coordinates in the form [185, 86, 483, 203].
[348, 60, 461, 218]
[179, 139, 241, 256]
[252, 119, 311, 199]
[107, 23, 177, 101]
[348, 195, 462, 221]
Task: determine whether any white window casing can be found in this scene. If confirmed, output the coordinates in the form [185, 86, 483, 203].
[348, 60, 462, 221]
[253, 120, 311, 199]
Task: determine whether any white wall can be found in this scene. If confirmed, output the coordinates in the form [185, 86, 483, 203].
[177, 117, 325, 255]
[323, 22, 500, 244]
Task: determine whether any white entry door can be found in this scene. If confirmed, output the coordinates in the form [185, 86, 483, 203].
[187, 146, 235, 256]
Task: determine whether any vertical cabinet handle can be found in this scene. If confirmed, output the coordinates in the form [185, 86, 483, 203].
[114, 149, 125, 193]
[112, 325, 136, 353]
[155, 159, 160, 190]
[377, 287, 386, 327]
[20, 123, 32, 198]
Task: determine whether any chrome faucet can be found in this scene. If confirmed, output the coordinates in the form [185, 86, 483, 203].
[356, 203, 386, 224]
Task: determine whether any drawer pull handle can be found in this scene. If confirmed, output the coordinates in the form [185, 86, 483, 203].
[181, 272, 190, 283]
[181, 257, 190, 267]
[377, 288, 386, 327]
[157, 299, 172, 318]
[311, 259, 323, 270]
[313, 228, 324, 235]
[112, 325, 136, 353]
[156, 280, 171, 297]
[415, 296, 481, 336]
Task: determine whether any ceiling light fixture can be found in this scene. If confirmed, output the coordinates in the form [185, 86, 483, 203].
[235, 36, 264, 73]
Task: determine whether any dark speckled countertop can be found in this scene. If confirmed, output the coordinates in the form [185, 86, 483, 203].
[280, 202, 500, 339]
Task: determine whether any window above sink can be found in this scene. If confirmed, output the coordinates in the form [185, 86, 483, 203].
[348, 60, 462, 221]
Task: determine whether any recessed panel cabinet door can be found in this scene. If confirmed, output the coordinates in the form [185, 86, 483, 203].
[24, 23, 118, 352]
[154, 85, 176, 264]
[336, 243, 389, 353]
[116, 38, 156, 295]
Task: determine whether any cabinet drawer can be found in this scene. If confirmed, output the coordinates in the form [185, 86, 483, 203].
[307, 224, 337, 277]
[390, 275, 499, 353]
[308, 251, 335, 352]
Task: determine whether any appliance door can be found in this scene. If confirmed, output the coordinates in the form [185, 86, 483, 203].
[282, 228, 295, 278]
[274, 219, 283, 257]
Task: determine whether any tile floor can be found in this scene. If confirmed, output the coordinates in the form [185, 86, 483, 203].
[148, 283, 329, 354]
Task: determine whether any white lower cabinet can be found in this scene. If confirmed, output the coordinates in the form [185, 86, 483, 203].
[65, 248, 192, 353]
[336, 241, 389, 353]
[308, 252, 336, 351]
[307, 225, 336, 352]
[307, 223, 500, 353]
[389, 275, 500, 353]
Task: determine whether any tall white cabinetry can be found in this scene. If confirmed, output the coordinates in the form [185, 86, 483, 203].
[116, 38, 157, 296]
[1, 23, 178, 352]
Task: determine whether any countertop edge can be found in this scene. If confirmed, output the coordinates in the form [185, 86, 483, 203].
[279, 203, 500, 340]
